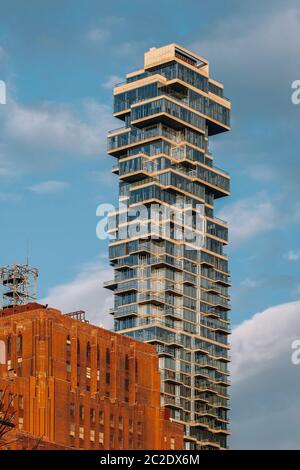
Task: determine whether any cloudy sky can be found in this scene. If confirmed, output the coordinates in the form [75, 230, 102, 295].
[1, 0, 300, 449]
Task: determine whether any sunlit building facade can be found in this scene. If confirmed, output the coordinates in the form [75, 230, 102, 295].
[105, 44, 231, 450]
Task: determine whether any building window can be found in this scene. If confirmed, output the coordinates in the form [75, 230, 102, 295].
[86, 342, 91, 360]
[69, 423, 75, 437]
[77, 339, 80, 355]
[8, 392, 14, 407]
[97, 345, 100, 363]
[106, 348, 110, 365]
[17, 357, 22, 376]
[17, 334, 22, 355]
[86, 367, 91, 379]
[90, 430, 95, 442]
[66, 336, 71, 354]
[0, 340, 5, 365]
[7, 336, 12, 357]
[124, 378, 129, 391]
[99, 410, 104, 425]
[99, 432, 104, 445]
[79, 426, 84, 440]
[18, 395, 23, 410]
[125, 354, 129, 370]
[79, 405, 84, 421]
[110, 414, 114, 428]
[106, 372, 110, 385]
[129, 419, 133, 433]
[66, 360, 71, 373]
[90, 408, 95, 424]
[97, 370, 100, 381]
[118, 416, 123, 430]
[70, 402, 75, 417]
[170, 437, 175, 450]
[18, 417, 23, 431]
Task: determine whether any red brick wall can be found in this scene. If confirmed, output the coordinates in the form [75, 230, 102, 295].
[0, 304, 183, 450]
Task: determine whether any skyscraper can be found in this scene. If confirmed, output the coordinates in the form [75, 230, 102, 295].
[105, 44, 231, 450]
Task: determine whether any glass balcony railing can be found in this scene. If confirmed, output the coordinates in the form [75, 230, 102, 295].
[108, 124, 206, 153]
[132, 98, 206, 132]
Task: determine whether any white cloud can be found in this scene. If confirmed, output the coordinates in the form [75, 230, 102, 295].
[240, 278, 260, 288]
[190, 7, 300, 116]
[87, 28, 110, 44]
[285, 250, 300, 261]
[0, 192, 19, 202]
[102, 75, 123, 90]
[5, 100, 112, 157]
[86, 17, 124, 45]
[218, 193, 278, 245]
[0, 98, 118, 176]
[41, 259, 114, 329]
[29, 180, 70, 195]
[231, 299, 300, 449]
[242, 163, 278, 182]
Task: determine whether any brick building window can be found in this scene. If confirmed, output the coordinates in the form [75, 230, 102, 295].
[170, 437, 175, 450]
[8, 392, 14, 407]
[77, 339, 80, 355]
[106, 372, 110, 385]
[110, 414, 114, 428]
[17, 334, 22, 355]
[125, 354, 129, 370]
[66, 336, 71, 354]
[129, 418, 133, 433]
[79, 405, 84, 421]
[18, 395, 23, 410]
[124, 378, 129, 391]
[69, 423, 75, 437]
[99, 432, 104, 445]
[70, 402, 75, 417]
[77, 364, 81, 387]
[99, 410, 104, 425]
[79, 426, 84, 440]
[17, 357, 22, 376]
[66, 360, 71, 373]
[118, 416, 123, 430]
[18, 417, 23, 431]
[106, 348, 110, 365]
[86, 367, 91, 379]
[86, 342, 91, 360]
[90, 430, 95, 442]
[7, 336, 12, 357]
[90, 408, 95, 424]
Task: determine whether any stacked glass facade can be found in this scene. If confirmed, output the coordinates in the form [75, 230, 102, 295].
[105, 44, 231, 450]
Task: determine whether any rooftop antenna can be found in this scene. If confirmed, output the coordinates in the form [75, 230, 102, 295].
[0, 263, 39, 308]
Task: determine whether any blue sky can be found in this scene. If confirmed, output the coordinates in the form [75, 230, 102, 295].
[1, 0, 300, 448]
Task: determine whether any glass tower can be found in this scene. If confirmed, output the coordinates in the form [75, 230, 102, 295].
[105, 44, 231, 450]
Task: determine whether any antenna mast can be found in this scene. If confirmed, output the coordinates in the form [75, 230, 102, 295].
[0, 263, 39, 308]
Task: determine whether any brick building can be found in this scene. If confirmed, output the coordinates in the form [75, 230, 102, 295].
[0, 303, 183, 450]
